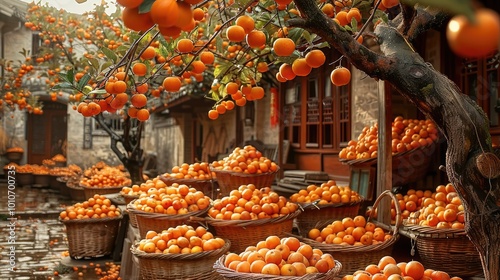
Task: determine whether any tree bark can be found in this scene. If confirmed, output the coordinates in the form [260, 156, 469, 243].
[292, 0, 500, 278]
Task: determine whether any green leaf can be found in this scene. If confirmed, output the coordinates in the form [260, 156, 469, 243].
[65, 69, 75, 84]
[51, 82, 74, 90]
[77, 74, 92, 90]
[88, 89, 108, 95]
[139, 0, 155, 13]
[400, 0, 474, 19]
[101, 47, 118, 63]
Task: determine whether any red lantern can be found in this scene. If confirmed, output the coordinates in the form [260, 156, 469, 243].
[270, 87, 279, 127]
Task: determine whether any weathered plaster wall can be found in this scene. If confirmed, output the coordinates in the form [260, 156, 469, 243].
[350, 67, 379, 138]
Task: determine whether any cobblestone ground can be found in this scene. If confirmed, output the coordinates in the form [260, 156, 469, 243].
[0, 184, 121, 280]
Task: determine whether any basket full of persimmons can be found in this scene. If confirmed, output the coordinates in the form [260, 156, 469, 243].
[131, 225, 230, 280]
[193, 184, 301, 254]
[294, 190, 401, 276]
[213, 235, 342, 279]
[127, 183, 211, 238]
[289, 180, 363, 237]
[59, 194, 123, 259]
[210, 145, 279, 196]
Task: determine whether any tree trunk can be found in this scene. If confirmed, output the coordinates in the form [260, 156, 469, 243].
[292, 0, 500, 278]
[95, 114, 145, 185]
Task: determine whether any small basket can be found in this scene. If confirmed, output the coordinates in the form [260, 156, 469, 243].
[81, 184, 125, 200]
[296, 200, 363, 237]
[211, 167, 279, 197]
[131, 239, 230, 280]
[159, 175, 218, 199]
[214, 255, 342, 280]
[401, 225, 482, 277]
[60, 215, 122, 259]
[197, 209, 301, 254]
[297, 190, 401, 276]
[129, 206, 209, 238]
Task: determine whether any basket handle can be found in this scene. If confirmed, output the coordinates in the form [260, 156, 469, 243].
[369, 190, 402, 236]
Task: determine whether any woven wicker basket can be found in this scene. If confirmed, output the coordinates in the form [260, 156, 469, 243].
[159, 175, 218, 199]
[126, 200, 139, 228]
[61, 215, 122, 259]
[34, 174, 51, 187]
[401, 225, 482, 277]
[131, 239, 231, 280]
[121, 192, 140, 205]
[298, 190, 401, 276]
[129, 207, 209, 238]
[17, 172, 34, 186]
[296, 200, 363, 237]
[197, 210, 301, 254]
[214, 256, 342, 280]
[66, 183, 86, 201]
[81, 184, 125, 200]
[211, 167, 279, 197]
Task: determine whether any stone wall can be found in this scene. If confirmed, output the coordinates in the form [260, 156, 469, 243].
[350, 67, 379, 138]
[3, 27, 31, 62]
[66, 108, 124, 169]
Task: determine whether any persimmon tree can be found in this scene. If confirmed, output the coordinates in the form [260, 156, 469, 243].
[3, 0, 500, 276]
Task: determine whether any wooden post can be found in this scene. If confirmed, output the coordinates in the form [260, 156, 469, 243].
[376, 80, 392, 224]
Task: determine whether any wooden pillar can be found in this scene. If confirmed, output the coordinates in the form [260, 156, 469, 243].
[376, 81, 392, 224]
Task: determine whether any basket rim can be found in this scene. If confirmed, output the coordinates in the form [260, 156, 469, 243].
[131, 238, 231, 260]
[158, 174, 215, 183]
[196, 209, 301, 227]
[213, 255, 342, 279]
[210, 166, 280, 178]
[66, 183, 84, 191]
[294, 231, 398, 253]
[59, 215, 123, 224]
[298, 197, 364, 210]
[128, 203, 209, 220]
[400, 223, 467, 237]
[339, 140, 437, 165]
[80, 183, 128, 190]
[120, 192, 140, 199]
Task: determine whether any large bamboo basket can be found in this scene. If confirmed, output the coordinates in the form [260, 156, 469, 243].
[129, 206, 209, 238]
[400, 224, 482, 277]
[340, 142, 436, 186]
[211, 167, 279, 197]
[131, 239, 231, 280]
[214, 256, 342, 280]
[60, 215, 122, 259]
[297, 190, 401, 276]
[159, 175, 218, 199]
[296, 199, 363, 237]
[195, 209, 301, 254]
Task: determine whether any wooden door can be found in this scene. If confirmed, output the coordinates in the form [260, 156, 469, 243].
[27, 101, 67, 164]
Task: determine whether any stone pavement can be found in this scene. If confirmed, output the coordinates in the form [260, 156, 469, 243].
[0, 182, 121, 280]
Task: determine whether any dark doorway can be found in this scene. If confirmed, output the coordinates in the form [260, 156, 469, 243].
[27, 101, 67, 164]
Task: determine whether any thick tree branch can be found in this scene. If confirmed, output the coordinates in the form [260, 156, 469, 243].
[394, 7, 449, 41]
[399, 3, 416, 36]
[291, 0, 395, 80]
